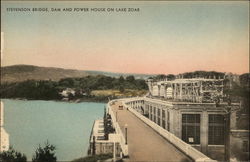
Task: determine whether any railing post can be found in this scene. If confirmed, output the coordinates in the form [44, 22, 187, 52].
[113, 141, 116, 161]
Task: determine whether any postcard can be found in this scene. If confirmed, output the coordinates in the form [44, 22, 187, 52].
[1, 1, 249, 162]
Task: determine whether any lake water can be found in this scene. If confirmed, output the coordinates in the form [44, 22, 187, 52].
[1, 99, 105, 161]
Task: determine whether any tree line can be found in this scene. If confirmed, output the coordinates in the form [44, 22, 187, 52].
[150, 71, 226, 81]
[0, 141, 56, 162]
[1, 72, 248, 103]
[180, 71, 225, 79]
[0, 75, 148, 100]
[0, 141, 112, 162]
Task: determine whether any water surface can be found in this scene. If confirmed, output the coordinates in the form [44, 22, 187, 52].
[2, 99, 105, 161]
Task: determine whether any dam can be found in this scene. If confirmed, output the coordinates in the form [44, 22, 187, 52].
[88, 78, 243, 161]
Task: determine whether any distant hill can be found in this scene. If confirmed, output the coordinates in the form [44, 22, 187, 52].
[1, 65, 90, 83]
[1, 65, 154, 83]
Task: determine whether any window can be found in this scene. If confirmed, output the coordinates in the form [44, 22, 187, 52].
[182, 114, 200, 144]
[150, 106, 152, 120]
[167, 111, 170, 131]
[154, 107, 156, 123]
[149, 106, 151, 120]
[157, 109, 161, 126]
[208, 114, 225, 145]
[162, 110, 166, 129]
[242, 141, 249, 152]
[150, 106, 154, 121]
[162, 110, 165, 118]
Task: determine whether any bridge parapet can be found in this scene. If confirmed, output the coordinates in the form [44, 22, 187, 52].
[107, 102, 128, 156]
[122, 100, 216, 162]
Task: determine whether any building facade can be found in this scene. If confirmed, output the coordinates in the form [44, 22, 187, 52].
[125, 98, 239, 160]
[125, 78, 241, 161]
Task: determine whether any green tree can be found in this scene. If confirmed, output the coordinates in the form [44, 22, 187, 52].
[119, 76, 125, 83]
[239, 73, 250, 88]
[166, 74, 175, 81]
[0, 146, 27, 162]
[119, 86, 125, 93]
[154, 74, 167, 80]
[32, 141, 56, 162]
[135, 79, 148, 90]
[126, 75, 135, 82]
[58, 78, 75, 87]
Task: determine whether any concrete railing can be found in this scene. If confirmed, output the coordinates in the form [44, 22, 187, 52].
[122, 100, 216, 162]
[107, 102, 128, 156]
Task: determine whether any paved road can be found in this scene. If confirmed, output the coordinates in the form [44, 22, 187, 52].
[111, 101, 192, 162]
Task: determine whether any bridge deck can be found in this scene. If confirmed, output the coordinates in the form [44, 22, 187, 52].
[111, 101, 192, 162]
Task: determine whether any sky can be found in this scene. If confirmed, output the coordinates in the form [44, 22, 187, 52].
[1, 1, 249, 75]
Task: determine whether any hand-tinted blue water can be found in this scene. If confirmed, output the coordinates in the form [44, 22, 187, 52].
[2, 99, 105, 161]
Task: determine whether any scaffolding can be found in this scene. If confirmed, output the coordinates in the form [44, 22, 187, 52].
[148, 78, 224, 103]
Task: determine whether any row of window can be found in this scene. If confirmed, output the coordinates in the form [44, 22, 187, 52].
[130, 100, 144, 105]
[148, 105, 170, 131]
[147, 106, 225, 145]
[182, 114, 225, 145]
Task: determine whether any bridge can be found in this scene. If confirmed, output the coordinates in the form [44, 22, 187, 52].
[89, 78, 240, 161]
[111, 101, 191, 162]
[103, 98, 218, 162]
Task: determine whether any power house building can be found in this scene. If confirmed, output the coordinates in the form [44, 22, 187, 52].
[125, 78, 239, 160]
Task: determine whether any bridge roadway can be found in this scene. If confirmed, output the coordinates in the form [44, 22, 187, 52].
[111, 101, 192, 162]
